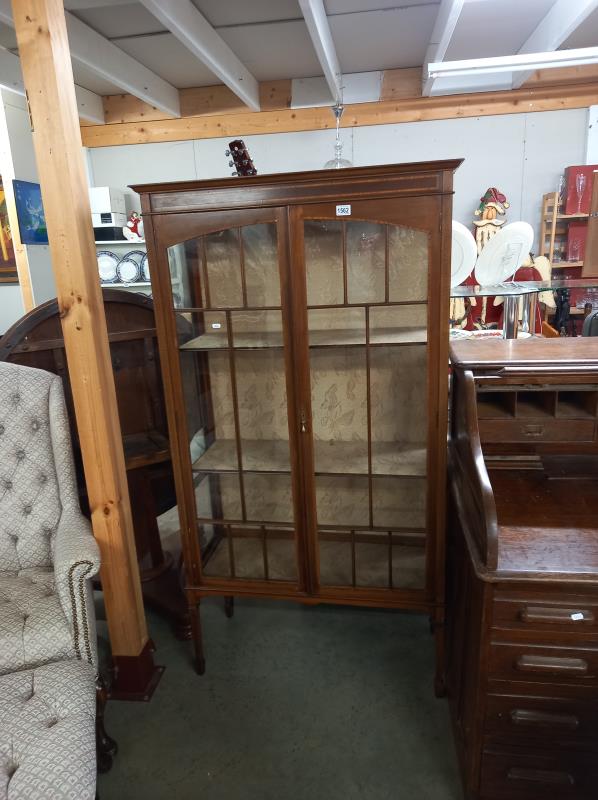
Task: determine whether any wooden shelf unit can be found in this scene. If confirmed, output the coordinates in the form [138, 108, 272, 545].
[134, 160, 460, 680]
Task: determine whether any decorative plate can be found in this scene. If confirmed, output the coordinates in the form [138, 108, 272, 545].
[451, 221, 477, 288]
[140, 253, 150, 282]
[116, 255, 141, 283]
[474, 222, 534, 286]
[97, 251, 119, 284]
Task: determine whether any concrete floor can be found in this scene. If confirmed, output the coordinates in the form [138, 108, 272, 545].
[97, 600, 462, 800]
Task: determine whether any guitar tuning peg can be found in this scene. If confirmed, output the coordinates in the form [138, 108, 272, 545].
[225, 149, 231, 156]
[228, 160, 234, 167]
[231, 171, 238, 176]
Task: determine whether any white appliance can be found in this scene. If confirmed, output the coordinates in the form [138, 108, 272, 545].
[89, 187, 126, 227]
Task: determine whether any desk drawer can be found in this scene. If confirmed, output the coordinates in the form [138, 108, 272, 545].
[478, 418, 595, 443]
[493, 594, 598, 637]
[484, 693, 598, 748]
[480, 747, 598, 800]
[489, 642, 598, 687]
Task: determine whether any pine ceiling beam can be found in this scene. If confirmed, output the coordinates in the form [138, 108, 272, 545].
[138, 0, 260, 111]
[512, 0, 598, 89]
[298, 0, 342, 104]
[0, 45, 105, 122]
[422, 0, 466, 97]
[0, 0, 180, 117]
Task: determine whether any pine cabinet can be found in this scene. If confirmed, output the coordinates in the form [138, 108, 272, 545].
[134, 160, 460, 676]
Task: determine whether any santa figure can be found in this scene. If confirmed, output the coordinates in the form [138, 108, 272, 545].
[123, 211, 144, 241]
[473, 187, 510, 253]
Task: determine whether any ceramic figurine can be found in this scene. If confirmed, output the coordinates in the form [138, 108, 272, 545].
[123, 211, 144, 241]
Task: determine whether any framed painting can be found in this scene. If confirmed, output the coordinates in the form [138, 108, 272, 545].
[13, 179, 48, 245]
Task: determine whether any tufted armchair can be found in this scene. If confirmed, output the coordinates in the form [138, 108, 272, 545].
[0, 361, 101, 677]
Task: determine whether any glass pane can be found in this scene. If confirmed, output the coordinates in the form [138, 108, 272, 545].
[244, 473, 293, 524]
[267, 533, 297, 581]
[310, 346, 368, 474]
[370, 345, 427, 475]
[369, 304, 427, 345]
[346, 221, 386, 304]
[305, 220, 344, 306]
[232, 310, 284, 349]
[392, 543, 425, 589]
[242, 224, 281, 307]
[205, 229, 243, 308]
[372, 476, 426, 529]
[168, 243, 197, 309]
[319, 535, 352, 586]
[308, 307, 365, 347]
[315, 476, 370, 527]
[388, 226, 429, 302]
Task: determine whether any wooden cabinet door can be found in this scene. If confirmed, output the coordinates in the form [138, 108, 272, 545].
[289, 196, 448, 603]
[155, 207, 308, 593]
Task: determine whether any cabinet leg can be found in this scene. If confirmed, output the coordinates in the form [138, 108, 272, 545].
[432, 613, 447, 698]
[224, 596, 234, 618]
[189, 602, 206, 675]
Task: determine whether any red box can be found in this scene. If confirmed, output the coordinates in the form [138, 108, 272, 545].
[564, 165, 598, 215]
[567, 221, 588, 262]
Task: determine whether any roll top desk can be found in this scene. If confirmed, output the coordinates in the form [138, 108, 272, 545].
[448, 338, 598, 800]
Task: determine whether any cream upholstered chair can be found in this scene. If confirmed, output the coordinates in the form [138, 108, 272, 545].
[0, 361, 101, 675]
[0, 362, 117, 799]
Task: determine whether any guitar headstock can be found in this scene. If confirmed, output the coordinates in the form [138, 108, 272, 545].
[225, 139, 257, 177]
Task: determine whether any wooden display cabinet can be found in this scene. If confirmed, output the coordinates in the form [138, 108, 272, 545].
[133, 160, 461, 678]
[448, 338, 598, 800]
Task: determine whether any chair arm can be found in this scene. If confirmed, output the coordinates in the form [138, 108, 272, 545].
[53, 509, 101, 669]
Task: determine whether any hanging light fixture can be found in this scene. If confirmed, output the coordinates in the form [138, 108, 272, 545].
[323, 102, 352, 169]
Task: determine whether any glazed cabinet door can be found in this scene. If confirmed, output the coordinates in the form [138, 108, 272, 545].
[156, 208, 305, 593]
[290, 197, 447, 602]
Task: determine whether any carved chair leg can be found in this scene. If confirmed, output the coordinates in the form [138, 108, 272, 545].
[224, 596, 234, 618]
[190, 602, 206, 675]
[96, 676, 118, 774]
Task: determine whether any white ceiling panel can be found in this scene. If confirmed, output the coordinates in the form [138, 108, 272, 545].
[71, 61, 124, 95]
[65, 0, 133, 8]
[445, 0, 556, 60]
[191, 0, 302, 27]
[325, 0, 438, 12]
[0, 21, 16, 49]
[561, 6, 598, 48]
[219, 20, 322, 80]
[330, 5, 438, 72]
[69, 3, 166, 38]
[114, 32, 221, 88]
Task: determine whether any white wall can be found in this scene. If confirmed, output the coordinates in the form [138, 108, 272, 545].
[0, 91, 56, 331]
[87, 108, 588, 249]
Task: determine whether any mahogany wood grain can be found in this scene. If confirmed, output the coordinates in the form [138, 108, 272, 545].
[136, 161, 458, 676]
[448, 338, 598, 799]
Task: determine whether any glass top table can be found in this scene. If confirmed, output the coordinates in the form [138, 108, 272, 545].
[450, 278, 598, 339]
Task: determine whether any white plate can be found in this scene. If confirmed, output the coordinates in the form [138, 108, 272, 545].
[141, 253, 150, 282]
[474, 222, 534, 285]
[451, 221, 477, 288]
[117, 256, 141, 283]
[97, 251, 119, 283]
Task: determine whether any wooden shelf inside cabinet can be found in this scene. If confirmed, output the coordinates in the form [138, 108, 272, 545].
[192, 438, 427, 477]
[133, 159, 460, 677]
[181, 327, 427, 351]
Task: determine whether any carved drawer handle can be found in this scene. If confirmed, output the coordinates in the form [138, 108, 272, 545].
[516, 654, 588, 675]
[510, 709, 580, 730]
[507, 767, 574, 786]
[520, 606, 595, 625]
[521, 424, 544, 437]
